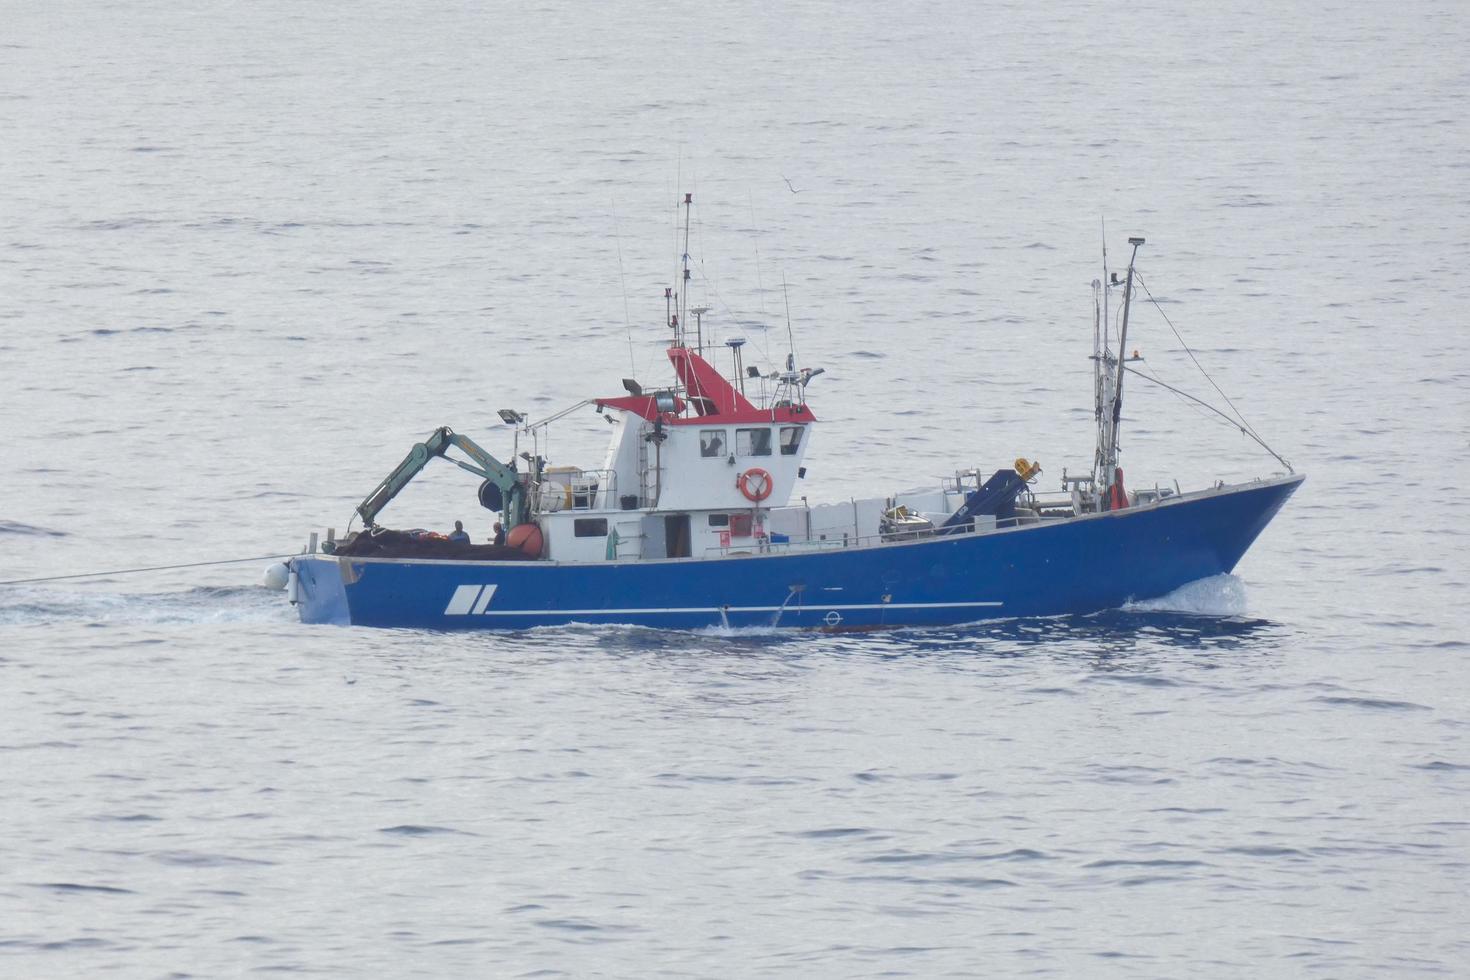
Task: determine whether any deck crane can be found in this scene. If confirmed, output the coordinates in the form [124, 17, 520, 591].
[354, 426, 532, 530]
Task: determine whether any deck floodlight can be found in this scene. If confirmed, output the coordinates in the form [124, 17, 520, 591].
[622, 378, 643, 396]
[1128, 236, 1146, 246]
[497, 409, 525, 425]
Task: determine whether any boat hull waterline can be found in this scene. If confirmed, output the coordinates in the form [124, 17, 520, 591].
[289, 474, 1302, 631]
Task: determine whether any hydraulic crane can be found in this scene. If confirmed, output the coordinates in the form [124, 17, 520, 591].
[354, 426, 531, 530]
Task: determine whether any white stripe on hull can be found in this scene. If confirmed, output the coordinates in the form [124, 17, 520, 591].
[467, 600, 1003, 617]
[443, 584, 483, 615]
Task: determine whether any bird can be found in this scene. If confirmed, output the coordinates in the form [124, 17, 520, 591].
[782, 175, 802, 194]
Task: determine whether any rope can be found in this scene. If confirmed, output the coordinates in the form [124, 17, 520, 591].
[0, 554, 300, 587]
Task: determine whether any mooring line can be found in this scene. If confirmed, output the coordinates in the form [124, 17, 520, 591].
[0, 554, 299, 587]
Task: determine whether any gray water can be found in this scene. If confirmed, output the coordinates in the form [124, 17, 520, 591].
[3, 1, 1469, 975]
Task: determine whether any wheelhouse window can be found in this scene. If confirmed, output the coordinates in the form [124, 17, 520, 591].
[573, 518, 608, 537]
[707, 513, 729, 527]
[699, 429, 727, 458]
[780, 425, 804, 456]
[736, 427, 772, 456]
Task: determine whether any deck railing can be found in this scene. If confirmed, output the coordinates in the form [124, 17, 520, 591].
[534, 469, 620, 512]
[699, 509, 1074, 559]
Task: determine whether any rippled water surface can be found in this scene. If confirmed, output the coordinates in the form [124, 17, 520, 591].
[3, 1, 1468, 975]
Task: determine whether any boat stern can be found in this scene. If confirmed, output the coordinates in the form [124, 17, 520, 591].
[289, 555, 352, 625]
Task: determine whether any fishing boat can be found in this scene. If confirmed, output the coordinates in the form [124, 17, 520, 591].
[275, 202, 1302, 630]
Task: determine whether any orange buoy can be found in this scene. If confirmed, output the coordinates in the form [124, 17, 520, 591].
[506, 523, 544, 558]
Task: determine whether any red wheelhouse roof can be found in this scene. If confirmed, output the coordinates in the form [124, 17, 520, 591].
[594, 346, 816, 425]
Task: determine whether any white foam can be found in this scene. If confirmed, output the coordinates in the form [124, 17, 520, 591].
[1124, 574, 1248, 617]
[691, 623, 789, 638]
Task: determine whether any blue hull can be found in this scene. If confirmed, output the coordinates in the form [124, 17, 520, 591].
[290, 475, 1302, 631]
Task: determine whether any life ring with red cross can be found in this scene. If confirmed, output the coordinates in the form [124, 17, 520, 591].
[737, 467, 773, 502]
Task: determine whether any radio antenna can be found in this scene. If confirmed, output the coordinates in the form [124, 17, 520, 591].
[782, 267, 797, 364]
[749, 189, 766, 314]
[612, 200, 636, 375]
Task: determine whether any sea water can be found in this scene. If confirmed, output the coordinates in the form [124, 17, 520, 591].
[2, 1, 1468, 975]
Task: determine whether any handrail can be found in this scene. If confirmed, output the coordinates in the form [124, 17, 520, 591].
[532, 468, 619, 513]
[699, 511, 1070, 559]
[692, 475, 1292, 560]
[524, 399, 597, 433]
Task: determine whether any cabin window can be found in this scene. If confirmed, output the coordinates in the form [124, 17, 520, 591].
[736, 427, 772, 456]
[699, 429, 727, 458]
[573, 518, 608, 537]
[707, 513, 729, 527]
[780, 425, 803, 456]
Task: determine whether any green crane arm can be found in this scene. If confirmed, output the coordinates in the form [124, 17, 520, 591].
[355, 426, 525, 528]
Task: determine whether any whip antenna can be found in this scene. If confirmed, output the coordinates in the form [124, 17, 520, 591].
[612, 200, 636, 375]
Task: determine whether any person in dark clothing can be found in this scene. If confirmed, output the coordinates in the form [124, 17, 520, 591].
[448, 520, 471, 544]
[493, 521, 506, 546]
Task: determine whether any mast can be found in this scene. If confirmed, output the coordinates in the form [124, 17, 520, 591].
[1101, 227, 1110, 364]
[1093, 229, 1113, 501]
[677, 192, 693, 346]
[1092, 277, 1104, 439]
[1097, 236, 1144, 500]
[1112, 237, 1145, 432]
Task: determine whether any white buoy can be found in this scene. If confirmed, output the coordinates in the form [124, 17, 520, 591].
[262, 562, 290, 591]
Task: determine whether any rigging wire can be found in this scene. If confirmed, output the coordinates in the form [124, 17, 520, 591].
[1123, 366, 1293, 472]
[672, 189, 780, 376]
[782, 267, 798, 365]
[676, 189, 776, 378]
[749, 188, 767, 315]
[688, 205, 780, 371]
[1134, 271, 1270, 449]
[692, 189, 709, 348]
[672, 151, 682, 290]
[689, 195, 781, 368]
[691, 263, 778, 371]
[611, 199, 637, 376]
[1131, 354, 1229, 428]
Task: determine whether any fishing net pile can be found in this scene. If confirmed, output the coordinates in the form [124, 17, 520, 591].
[330, 528, 536, 561]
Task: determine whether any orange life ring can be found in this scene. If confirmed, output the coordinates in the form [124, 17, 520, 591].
[737, 467, 773, 502]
